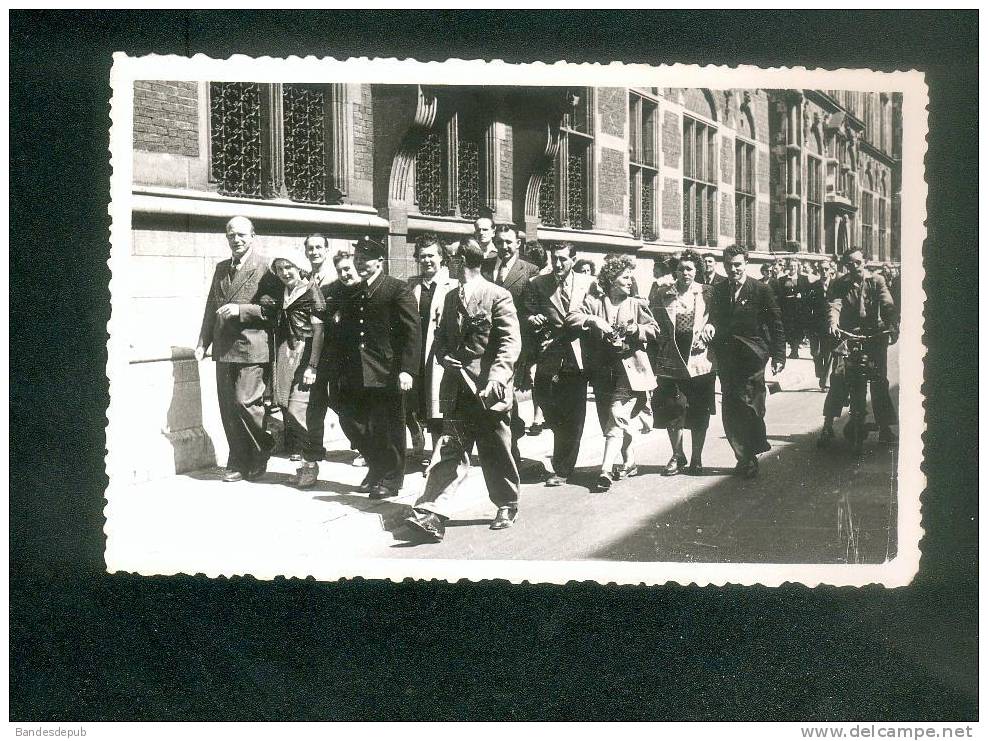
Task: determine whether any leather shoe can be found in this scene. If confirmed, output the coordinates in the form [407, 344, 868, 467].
[545, 474, 566, 487]
[405, 509, 446, 542]
[222, 469, 244, 483]
[686, 458, 703, 475]
[243, 461, 268, 481]
[293, 462, 319, 489]
[594, 472, 613, 493]
[878, 427, 897, 444]
[740, 458, 759, 479]
[664, 454, 687, 476]
[490, 506, 518, 530]
[369, 483, 401, 500]
[817, 427, 834, 448]
[355, 474, 379, 493]
[527, 423, 544, 436]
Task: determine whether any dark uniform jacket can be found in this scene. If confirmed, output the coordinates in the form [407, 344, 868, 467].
[198, 248, 279, 363]
[709, 277, 787, 375]
[804, 279, 833, 336]
[324, 273, 421, 391]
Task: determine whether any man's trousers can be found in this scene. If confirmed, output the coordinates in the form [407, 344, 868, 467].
[534, 370, 588, 478]
[216, 362, 274, 473]
[413, 388, 520, 519]
[340, 389, 406, 488]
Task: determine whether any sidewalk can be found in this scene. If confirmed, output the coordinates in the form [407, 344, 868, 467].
[104, 351, 877, 575]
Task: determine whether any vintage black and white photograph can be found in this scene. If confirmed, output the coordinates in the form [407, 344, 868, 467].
[104, 56, 926, 586]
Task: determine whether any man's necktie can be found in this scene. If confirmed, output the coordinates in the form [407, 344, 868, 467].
[559, 276, 571, 309]
[229, 260, 239, 280]
[496, 265, 506, 286]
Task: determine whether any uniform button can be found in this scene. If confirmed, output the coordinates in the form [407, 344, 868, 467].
[359, 319, 364, 324]
[360, 343, 365, 348]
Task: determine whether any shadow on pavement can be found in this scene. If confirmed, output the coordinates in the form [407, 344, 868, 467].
[587, 424, 898, 564]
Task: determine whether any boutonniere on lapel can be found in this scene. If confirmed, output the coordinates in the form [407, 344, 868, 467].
[462, 307, 492, 336]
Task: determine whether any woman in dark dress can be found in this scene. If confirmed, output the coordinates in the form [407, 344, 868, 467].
[650, 249, 717, 475]
[268, 248, 326, 489]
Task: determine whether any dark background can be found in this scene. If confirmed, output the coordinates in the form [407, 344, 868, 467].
[10, 10, 978, 720]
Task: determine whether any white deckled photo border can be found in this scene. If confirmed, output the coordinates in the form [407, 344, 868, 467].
[105, 54, 928, 587]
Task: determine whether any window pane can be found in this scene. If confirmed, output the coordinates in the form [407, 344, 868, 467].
[457, 133, 481, 220]
[567, 140, 588, 228]
[538, 159, 558, 227]
[706, 185, 716, 245]
[708, 129, 717, 184]
[210, 81, 263, 198]
[683, 118, 693, 179]
[642, 172, 654, 238]
[283, 84, 327, 204]
[696, 183, 705, 244]
[629, 95, 639, 161]
[415, 129, 446, 216]
[642, 101, 656, 166]
[629, 168, 637, 234]
[683, 181, 693, 244]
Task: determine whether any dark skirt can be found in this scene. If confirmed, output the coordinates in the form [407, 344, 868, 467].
[652, 372, 716, 431]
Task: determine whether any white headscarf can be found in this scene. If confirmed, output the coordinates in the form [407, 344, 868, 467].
[268, 246, 312, 276]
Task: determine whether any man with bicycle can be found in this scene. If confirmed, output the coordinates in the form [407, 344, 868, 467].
[818, 249, 899, 447]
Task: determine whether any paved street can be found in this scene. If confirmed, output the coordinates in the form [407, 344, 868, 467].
[106, 346, 899, 576]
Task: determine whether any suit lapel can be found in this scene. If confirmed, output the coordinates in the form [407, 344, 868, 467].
[547, 277, 566, 317]
[227, 253, 260, 299]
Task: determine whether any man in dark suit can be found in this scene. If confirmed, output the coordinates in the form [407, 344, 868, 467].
[485, 223, 540, 467]
[700, 252, 728, 286]
[195, 217, 280, 482]
[523, 242, 596, 487]
[324, 236, 420, 499]
[405, 238, 522, 542]
[777, 257, 812, 358]
[709, 244, 787, 478]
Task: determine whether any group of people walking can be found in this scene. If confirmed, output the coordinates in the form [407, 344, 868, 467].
[196, 214, 900, 544]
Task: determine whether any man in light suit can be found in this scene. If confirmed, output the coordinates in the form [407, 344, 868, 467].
[484, 223, 540, 467]
[523, 242, 595, 487]
[195, 216, 281, 482]
[405, 233, 460, 466]
[324, 236, 421, 499]
[709, 244, 787, 479]
[405, 238, 522, 542]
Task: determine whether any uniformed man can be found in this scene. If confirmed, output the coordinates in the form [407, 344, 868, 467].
[324, 236, 420, 499]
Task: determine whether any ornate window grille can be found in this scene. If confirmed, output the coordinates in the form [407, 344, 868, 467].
[415, 130, 446, 216]
[283, 84, 327, 204]
[734, 138, 756, 249]
[538, 161, 558, 227]
[629, 91, 658, 240]
[540, 88, 594, 230]
[209, 82, 263, 198]
[683, 115, 717, 246]
[412, 98, 490, 220]
[209, 81, 347, 205]
[457, 127, 482, 220]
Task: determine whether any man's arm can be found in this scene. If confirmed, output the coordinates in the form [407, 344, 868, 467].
[393, 282, 422, 378]
[196, 269, 219, 357]
[237, 271, 280, 326]
[761, 283, 787, 363]
[872, 274, 898, 329]
[486, 292, 522, 387]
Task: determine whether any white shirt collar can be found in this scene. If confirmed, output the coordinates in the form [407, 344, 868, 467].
[365, 269, 382, 288]
[495, 253, 518, 276]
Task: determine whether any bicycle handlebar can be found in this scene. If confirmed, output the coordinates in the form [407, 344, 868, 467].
[835, 328, 892, 341]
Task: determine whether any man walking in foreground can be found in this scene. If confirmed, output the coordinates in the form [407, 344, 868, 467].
[709, 245, 786, 479]
[405, 238, 522, 543]
[195, 216, 280, 482]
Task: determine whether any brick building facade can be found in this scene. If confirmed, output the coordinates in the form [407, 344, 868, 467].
[124, 82, 903, 481]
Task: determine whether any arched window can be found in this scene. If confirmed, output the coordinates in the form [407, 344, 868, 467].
[412, 89, 492, 219]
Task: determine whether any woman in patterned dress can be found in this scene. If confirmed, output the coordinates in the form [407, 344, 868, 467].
[650, 249, 717, 475]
